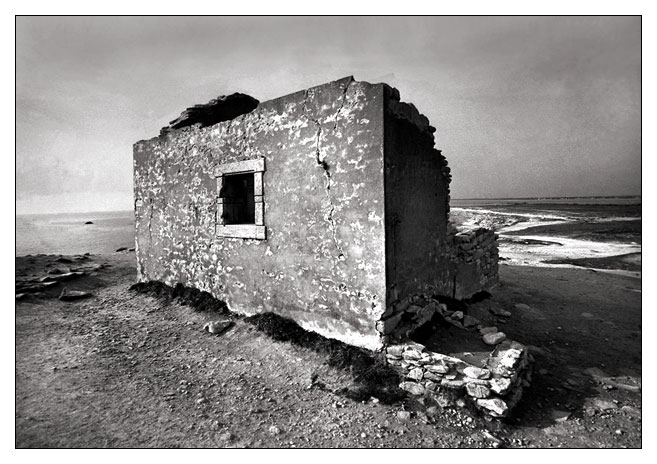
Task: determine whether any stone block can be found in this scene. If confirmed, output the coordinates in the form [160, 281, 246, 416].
[423, 371, 443, 382]
[424, 380, 438, 392]
[441, 379, 465, 389]
[489, 377, 512, 395]
[399, 381, 426, 395]
[483, 332, 506, 345]
[476, 398, 509, 417]
[402, 349, 423, 361]
[407, 367, 424, 381]
[425, 363, 450, 374]
[463, 366, 491, 380]
[466, 383, 491, 399]
[386, 345, 404, 357]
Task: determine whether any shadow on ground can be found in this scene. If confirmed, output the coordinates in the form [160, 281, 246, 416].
[130, 281, 406, 405]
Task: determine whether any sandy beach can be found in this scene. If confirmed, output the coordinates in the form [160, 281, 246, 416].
[15, 249, 641, 448]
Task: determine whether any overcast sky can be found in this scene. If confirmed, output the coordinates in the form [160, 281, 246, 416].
[16, 16, 640, 214]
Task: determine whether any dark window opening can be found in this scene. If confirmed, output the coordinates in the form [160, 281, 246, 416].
[220, 173, 255, 224]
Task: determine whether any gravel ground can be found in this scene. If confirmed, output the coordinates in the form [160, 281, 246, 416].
[15, 253, 641, 448]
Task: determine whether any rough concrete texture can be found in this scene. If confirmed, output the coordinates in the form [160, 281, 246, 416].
[134, 76, 498, 351]
[135, 77, 388, 350]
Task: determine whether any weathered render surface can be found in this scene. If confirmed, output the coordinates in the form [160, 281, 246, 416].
[134, 76, 499, 352]
[134, 77, 389, 350]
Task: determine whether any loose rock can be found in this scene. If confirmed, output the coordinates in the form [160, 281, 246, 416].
[483, 332, 506, 345]
[489, 377, 512, 394]
[592, 399, 618, 411]
[465, 383, 490, 398]
[490, 307, 512, 317]
[399, 381, 425, 395]
[476, 398, 509, 417]
[552, 410, 571, 422]
[203, 320, 233, 335]
[396, 411, 411, 421]
[386, 345, 404, 357]
[621, 405, 641, 417]
[463, 366, 491, 379]
[407, 367, 424, 381]
[59, 288, 92, 301]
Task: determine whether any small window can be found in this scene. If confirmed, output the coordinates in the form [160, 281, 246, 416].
[221, 173, 255, 224]
[215, 158, 266, 239]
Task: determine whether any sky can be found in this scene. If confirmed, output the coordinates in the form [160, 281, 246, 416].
[15, 16, 641, 214]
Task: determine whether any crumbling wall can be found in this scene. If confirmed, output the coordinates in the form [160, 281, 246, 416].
[382, 85, 453, 306]
[447, 227, 499, 299]
[378, 85, 499, 341]
[134, 77, 389, 350]
[386, 337, 532, 419]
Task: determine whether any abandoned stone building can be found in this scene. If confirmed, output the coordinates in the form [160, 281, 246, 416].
[134, 77, 530, 417]
[134, 75, 498, 348]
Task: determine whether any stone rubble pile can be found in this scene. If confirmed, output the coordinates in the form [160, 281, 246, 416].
[160, 93, 259, 136]
[385, 338, 532, 419]
[376, 293, 442, 343]
[376, 292, 507, 345]
[377, 292, 532, 419]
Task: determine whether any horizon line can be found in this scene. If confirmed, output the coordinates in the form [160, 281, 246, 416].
[16, 194, 642, 217]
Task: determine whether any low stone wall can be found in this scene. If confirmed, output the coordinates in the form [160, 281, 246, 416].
[376, 294, 442, 344]
[386, 339, 532, 418]
[447, 226, 499, 300]
[377, 294, 532, 419]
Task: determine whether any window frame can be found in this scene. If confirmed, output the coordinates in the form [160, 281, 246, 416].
[215, 157, 266, 240]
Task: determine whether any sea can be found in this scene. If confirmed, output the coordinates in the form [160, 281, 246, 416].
[16, 196, 641, 274]
[16, 210, 135, 256]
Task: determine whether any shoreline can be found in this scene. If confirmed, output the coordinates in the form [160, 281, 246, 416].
[450, 205, 641, 275]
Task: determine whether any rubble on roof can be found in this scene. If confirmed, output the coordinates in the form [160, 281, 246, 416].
[160, 93, 259, 136]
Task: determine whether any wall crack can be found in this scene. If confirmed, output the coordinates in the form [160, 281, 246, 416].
[302, 88, 347, 260]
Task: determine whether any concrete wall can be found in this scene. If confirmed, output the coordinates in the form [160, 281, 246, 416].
[134, 77, 388, 350]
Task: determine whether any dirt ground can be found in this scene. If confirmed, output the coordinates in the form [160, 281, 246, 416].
[15, 253, 641, 448]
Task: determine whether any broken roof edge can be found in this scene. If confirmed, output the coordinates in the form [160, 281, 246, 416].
[136, 75, 435, 145]
[263, 75, 436, 139]
[382, 83, 436, 138]
[159, 92, 260, 137]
